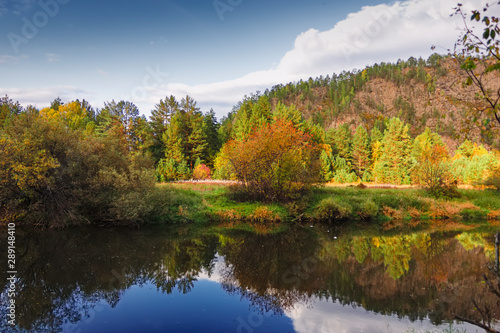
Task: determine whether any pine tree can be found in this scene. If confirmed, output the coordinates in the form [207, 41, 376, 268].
[101, 100, 140, 150]
[332, 123, 352, 163]
[370, 126, 384, 177]
[273, 102, 303, 128]
[373, 117, 413, 184]
[232, 99, 254, 141]
[186, 112, 207, 168]
[202, 109, 221, 168]
[150, 95, 179, 164]
[162, 95, 207, 171]
[163, 111, 186, 164]
[352, 125, 371, 179]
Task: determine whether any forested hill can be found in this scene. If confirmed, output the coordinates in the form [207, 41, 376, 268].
[230, 54, 499, 150]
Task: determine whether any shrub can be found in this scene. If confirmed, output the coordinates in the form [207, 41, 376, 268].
[0, 112, 161, 227]
[483, 157, 500, 190]
[460, 208, 488, 221]
[192, 163, 211, 180]
[313, 198, 353, 222]
[156, 158, 191, 182]
[358, 199, 379, 219]
[413, 144, 459, 198]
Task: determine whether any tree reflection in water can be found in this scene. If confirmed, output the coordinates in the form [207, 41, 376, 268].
[0, 225, 499, 332]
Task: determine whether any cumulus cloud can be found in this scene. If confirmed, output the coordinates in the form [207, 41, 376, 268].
[145, 0, 486, 117]
[1, 86, 91, 108]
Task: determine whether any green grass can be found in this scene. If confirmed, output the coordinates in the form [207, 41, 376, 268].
[154, 183, 500, 232]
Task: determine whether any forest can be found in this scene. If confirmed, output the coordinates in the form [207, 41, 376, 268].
[1, 53, 500, 227]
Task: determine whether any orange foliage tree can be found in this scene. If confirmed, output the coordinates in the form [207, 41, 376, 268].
[226, 119, 321, 201]
[192, 163, 211, 180]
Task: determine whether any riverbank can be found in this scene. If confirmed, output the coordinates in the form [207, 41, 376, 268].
[157, 182, 500, 233]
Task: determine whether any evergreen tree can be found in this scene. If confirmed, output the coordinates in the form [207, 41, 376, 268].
[250, 95, 272, 128]
[218, 111, 236, 146]
[162, 95, 207, 170]
[101, 100, 140, 150]
[232, 99, 254, 141]
[370, 126, 384, 176]
[150, 95, 179, 164]
[202, 109, 221, 168]
[186, 112, 207, 168]
[373, 117, 414, 184]
[163, 110, 188, 164]
[352, 125, 371, 179]
[273, 102, 303, 128]
[332, 123, 352, 162]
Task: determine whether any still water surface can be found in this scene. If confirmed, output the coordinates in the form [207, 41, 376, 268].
[1, 225, 499, 332]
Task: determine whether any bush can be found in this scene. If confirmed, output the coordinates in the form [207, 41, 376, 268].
[156, 158, 191, 182]
[357, 199, 379, 219]
[192, 163, 211, 180]
[483, 159, 500, 190]
[313, 198, 353, 222]
[0, 112, 161, 227]
[460, 208, 488, 221]
[413, 144, 459, 198]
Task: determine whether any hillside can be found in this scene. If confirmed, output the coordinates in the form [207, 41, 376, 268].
[254, 54, 500, 150]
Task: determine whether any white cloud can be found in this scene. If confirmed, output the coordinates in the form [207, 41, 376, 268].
[0, 54, 27, 63]
[97, 69, 110, 78]
[45, 53, 60, 63]
[1, 86, 91, 108]
[141, 0, 487, 118]
[287, 296, 477, 333]
[4, 0, 490, 118]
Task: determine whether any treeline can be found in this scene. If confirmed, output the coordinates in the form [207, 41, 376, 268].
[215, 94, 499, 193]
[253, 54, 445, 125]
[0, 95, 220, 226]
[2, 55, 500, 225]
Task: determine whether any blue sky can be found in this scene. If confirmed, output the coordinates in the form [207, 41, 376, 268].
[0, 0, 490, 118]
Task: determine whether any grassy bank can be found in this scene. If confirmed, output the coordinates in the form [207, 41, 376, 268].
[155, 182, 500, 232]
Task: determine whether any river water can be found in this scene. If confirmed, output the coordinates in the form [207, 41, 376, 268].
[1, 225, 499, 332]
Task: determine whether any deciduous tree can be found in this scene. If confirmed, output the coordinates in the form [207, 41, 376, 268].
[227, 119, 321, 201]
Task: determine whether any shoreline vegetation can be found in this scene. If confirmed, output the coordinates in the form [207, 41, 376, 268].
[149, 181, 500, 234]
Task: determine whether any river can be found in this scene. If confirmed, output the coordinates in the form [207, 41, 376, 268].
[1, 225, 498, 332]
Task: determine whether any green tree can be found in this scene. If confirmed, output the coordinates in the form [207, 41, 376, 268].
[0, 95, 23, 128]
[162, 96, 207, 172]
[202, 109, 221, 168]
[352, 125, 371, 179]
[373, 117, 413, 184]
[218, 111, 236, 146]
[411, 127, 445, 162]
[150, 95, 179, 164]
[101, 100, 141, 150]
[331, 123, 352, 163]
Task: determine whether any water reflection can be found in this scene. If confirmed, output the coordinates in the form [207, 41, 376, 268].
[0, 226, 498, 332]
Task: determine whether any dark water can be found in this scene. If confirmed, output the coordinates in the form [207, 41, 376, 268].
[1, 225, 499, 333]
